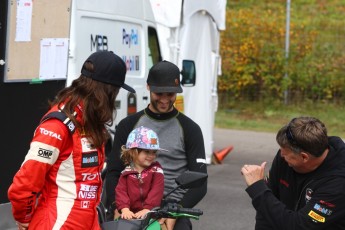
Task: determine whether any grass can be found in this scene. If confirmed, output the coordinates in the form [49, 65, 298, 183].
[215, 101, 345, 139]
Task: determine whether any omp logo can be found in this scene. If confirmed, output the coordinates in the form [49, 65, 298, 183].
[90, 34, 108, 51]
[308, 210, 325, 223]
[38, 148, 53, 159]
[39, 128, 62, 140]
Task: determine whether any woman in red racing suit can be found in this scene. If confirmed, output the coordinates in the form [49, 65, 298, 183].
[8, 51, 135, 230]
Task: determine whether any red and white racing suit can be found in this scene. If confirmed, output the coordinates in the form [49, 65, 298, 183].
[8, 105, 104, 229]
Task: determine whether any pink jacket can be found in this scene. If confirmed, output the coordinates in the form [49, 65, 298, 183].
[115, 161, 164, 213]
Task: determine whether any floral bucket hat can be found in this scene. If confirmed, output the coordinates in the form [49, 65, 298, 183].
[126, 126, 168, 151]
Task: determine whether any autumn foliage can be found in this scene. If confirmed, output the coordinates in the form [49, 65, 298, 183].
[219, 0, 345, 106]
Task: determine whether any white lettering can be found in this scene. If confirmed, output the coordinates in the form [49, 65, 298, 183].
[67, 122, 75, 132]
[78, 191, 96, 199]
[81, 172, 99, 181]
[39, 128, 62, 140]
[80, 184, 90, 191]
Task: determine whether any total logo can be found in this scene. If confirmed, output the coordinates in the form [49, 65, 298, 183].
[39, 127, 62, 140]
[81, 172, 99, 181]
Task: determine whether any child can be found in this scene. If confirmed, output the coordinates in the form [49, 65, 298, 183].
[115, 126, 166, 220]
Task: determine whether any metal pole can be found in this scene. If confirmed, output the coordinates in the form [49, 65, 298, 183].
[284, 0, 291, 104]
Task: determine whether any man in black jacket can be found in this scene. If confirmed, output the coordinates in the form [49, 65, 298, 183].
[105, 60, 207, 230]
[241, 116, 345, 230]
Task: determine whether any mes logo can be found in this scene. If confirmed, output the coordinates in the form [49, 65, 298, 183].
[38, 148, 53, 159]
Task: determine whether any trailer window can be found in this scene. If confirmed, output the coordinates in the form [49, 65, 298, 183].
[148, 27, 162, 66]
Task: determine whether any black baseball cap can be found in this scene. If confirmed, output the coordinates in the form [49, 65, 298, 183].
[147, 60, 183, 93]
[81, 51, 135, 93]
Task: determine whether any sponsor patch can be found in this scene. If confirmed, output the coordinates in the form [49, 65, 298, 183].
[150, 138, 157, 145]
[320, 200, 336, 208]
[66, 120, 75, 133]
[78, 184, 98, 200]
[81, 152, 99, 168]
[81, 137, 96, 152]
[37, 148, 53, 159]
[39, 127, 62, 140]
[308, 210, 325, 223]
[305, 188, 313, 203]
[81, 172, 100, 181]
[314, 203, 333, 216]
[81, 201, 90, 208]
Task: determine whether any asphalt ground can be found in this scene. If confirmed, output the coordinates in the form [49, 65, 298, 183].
[192, 128, 279, 230]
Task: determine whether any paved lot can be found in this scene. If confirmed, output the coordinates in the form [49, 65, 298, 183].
[192, 128, 279, 230]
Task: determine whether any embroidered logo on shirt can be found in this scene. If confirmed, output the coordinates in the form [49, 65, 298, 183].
[314, 203, 333, 216]
[320, 200, 336, 208]
[305, 188, 313, 203]
[81, 152, 99, 168]
[279, 178, 289, 188]
[308, 210, 325, 223]
[37, 148, 53, 159]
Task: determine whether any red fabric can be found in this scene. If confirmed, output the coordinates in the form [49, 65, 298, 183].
[115, 161, 164, 213]
[8, 105, 104, 229]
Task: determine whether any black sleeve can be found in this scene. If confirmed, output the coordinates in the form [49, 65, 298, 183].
[255, 212, 275, 230]
[254, 151, 281, 229]
[247, 178, 345, 230]
[104, 114, 139, 214]
[178, 116, 208, 208]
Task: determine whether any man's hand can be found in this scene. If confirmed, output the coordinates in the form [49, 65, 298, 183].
[159, 218, 176, 230]
[241, 162, 267, 186]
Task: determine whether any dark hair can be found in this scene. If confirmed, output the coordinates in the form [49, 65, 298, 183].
[50, 61, 120, 148]
[276, 117, 328, 157]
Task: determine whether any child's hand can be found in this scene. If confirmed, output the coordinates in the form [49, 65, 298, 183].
[121, 208, 135, 220]
[134, 209, 150, 219]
